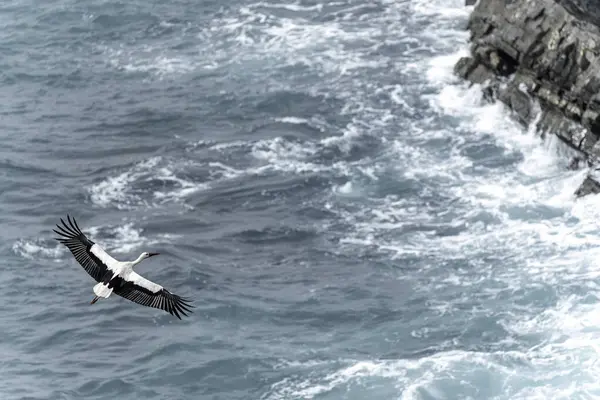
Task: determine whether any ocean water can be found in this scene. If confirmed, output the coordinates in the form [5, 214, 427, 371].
[3, 0, 600, 398]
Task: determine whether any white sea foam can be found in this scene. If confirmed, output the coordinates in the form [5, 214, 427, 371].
[152, 165, 208, 203]
[251, 137, 328, 174]
[426, 48, 470, 86]
[207, 162, 248, 180]
[102, 46, 196, 78]
[273, 116, 328, 132]
[275, 116, 310, 125]
[246, 1, 324, 12]
[264, 351, 564, 400]
[12, 240, 64, 262]
[88, 156, 162, 210]
[320, 123, 363, 153]
[84, 223, 178, 255]
[88, 157, 207, 210]
[332, 181, 357, 197]
[209, 140, 250, 152]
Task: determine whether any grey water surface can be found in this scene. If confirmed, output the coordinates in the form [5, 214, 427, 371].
[2, 0, 600, 399]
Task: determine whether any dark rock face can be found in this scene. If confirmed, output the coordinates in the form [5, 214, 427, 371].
[575, 174, 600, 197]
[558, 0, 600, 27]
[455, 0, 600, 197]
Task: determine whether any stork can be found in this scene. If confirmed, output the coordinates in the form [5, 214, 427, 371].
[53, 215, 193, 319]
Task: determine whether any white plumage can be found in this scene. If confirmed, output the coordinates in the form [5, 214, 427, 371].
[54, 215, 193, 319]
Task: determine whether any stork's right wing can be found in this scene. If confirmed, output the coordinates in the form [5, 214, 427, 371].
[53, 215, 116, 282]
[113, 271, 194, 319]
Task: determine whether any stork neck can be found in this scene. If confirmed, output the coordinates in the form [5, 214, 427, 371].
[132, 254, 146, 266]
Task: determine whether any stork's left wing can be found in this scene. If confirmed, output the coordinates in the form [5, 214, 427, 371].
[53, 215, 117, 282]
[113, 271, 194, 319]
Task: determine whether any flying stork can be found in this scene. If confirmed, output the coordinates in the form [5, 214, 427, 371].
[53, 215, 193, 319]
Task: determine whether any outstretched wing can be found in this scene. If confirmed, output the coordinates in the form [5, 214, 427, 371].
[113, 271, 194, 319]
[53, 215, 117, 282]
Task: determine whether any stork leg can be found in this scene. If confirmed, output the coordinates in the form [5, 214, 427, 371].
[90, 296, 99, 305]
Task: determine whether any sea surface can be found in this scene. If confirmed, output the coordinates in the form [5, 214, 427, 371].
[2, 0, 600, 399]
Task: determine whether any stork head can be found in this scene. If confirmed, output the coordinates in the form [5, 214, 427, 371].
[142, 251, 160, 259]
[133, 252, 160, 266]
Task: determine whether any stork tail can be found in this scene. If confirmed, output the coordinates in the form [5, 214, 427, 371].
[93, 281, 113, 298]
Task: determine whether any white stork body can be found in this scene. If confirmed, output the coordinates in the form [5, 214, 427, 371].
[90, 247, 161, 300]
[54, 215, 193, 319]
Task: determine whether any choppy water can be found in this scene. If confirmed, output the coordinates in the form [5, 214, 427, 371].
[3, 0, 600, 399]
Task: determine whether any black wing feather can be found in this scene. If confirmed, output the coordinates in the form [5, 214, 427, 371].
[112, 278, 194, 320]
[54, 215, 109, 282]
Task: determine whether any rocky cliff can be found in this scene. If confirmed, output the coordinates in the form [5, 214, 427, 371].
[454, 0, 600, 196]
